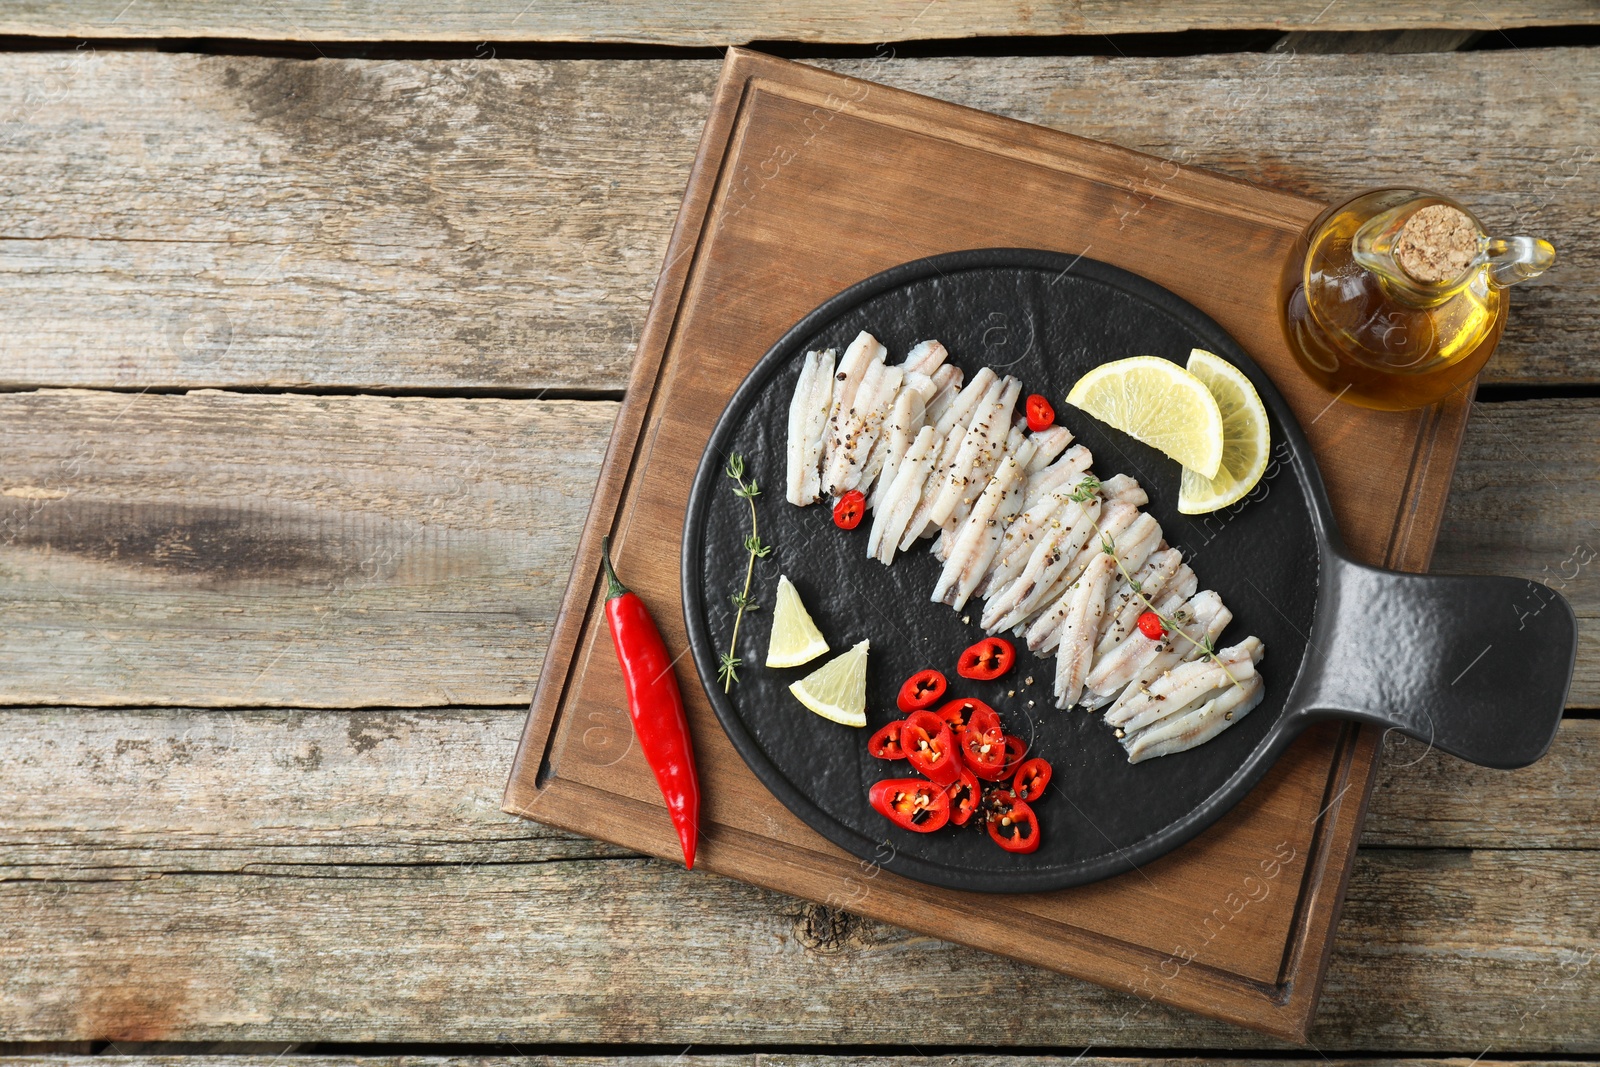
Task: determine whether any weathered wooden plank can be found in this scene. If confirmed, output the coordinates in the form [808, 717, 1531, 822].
[0, 707, 629, 869]
[0, 55, 701, 391]
[0, 844, 1594, 1047]
[1, 708, 1593, 878]
[0, 390, 615, 706]
[3, 704, 1592, 1044]
[1, 1060, 1591, 1067]
[1434, 399, 1600, 703]
[0, 703, 1591, 1043]
[0, 2, 1592, 44]
[834, 54, 1596, 388]
[1, 395, 1595, 708]
[1369, 719, 1600, 848]
[1, 50, 1592, 389]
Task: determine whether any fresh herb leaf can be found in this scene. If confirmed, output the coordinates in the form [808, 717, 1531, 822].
[722, 451, 771, 692]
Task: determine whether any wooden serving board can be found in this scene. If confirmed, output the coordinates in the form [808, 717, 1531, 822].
[505, 48, 1473, 1041]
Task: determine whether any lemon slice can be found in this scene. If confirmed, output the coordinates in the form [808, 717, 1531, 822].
[1178, 349, 1272, 515]
[765, 575, 830, 668]
[1065, 356, 1224, 479]
[789, 639, 869, 727]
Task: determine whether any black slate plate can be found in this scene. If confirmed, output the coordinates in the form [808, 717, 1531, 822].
[681, 248, 1575, 893]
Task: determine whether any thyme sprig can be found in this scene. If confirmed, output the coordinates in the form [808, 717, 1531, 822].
[720, 453, 771, 690]
[1068, 474, 1101, 503]
[1071, 474, 1244, 694]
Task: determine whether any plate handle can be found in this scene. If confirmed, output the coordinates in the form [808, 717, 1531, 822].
[1291, 556, 1576, 769]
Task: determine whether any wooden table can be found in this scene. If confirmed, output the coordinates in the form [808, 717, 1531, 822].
[1, 7, 1597, 1060]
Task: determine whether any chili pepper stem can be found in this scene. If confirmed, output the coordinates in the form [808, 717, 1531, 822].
[598, 535, 700, 869]
[599, 536, 628, 600]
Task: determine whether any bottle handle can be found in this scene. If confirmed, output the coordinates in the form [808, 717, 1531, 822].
[1485, 235, 1556, 288]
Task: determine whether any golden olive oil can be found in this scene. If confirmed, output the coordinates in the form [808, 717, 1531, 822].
[1280, 189, 1551, 412]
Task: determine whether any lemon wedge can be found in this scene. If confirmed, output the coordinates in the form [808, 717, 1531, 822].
[765, 575, 830, 668]
[1065, 356, 1224, 479]
[789, 639, 869, 728]
[1178, 349, 1272, 515]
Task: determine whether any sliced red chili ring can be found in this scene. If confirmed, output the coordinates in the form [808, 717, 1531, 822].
[896, 668, 947, 713]
[869, 777, 951, 833]
[832, 490, 866, 530]
[1025, 393, 1056, 433]
[867, 719, 907, 760]
[962, 723, 1010, 781]
[945, 764, 981, 827]
[999, 734, 1028, 778]
[966, 705, 1002, 738]
[1013, 757, 1052, 802]
[985, 790, 1041, 853]
[956, 636, 1015, 681]
[901, 709, 960, 787]
[933, 696, 997, 738]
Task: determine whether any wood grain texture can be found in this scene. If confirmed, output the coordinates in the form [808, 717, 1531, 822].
[0, 2, 1592, 43]
[1, 842, 1595, 1047]
[1, 50, 1592, 389]
[1, 707, 1593, 872]
[835, 52, 1596, 388]
[0, 55, 703, 391]
[505, 47, 1402, 1041]
[0, 707, 626, 870]
[0, 389, 615, 706]
[1, 705, 1594, 1044]
[1, 1061, 1593, 1067]
[1, 394, 1593, 709]
[1369, 718, 1600, 848]
[1435, 400, 1600, 704]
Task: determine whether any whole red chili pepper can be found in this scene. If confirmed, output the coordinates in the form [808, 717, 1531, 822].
[601, 536, 701, 869]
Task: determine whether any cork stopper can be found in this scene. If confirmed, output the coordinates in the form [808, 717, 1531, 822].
[1393, 204, 1479, 284]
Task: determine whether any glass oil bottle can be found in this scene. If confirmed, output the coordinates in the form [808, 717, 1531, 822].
[1280, 188, 1554, 411]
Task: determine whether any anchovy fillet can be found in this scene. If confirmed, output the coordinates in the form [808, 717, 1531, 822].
[821, 331, 887, 486]
[785, 348, 835, 506]
[783, 338, 1268, 760]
